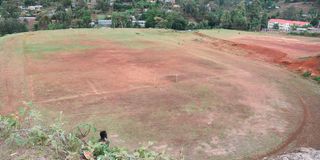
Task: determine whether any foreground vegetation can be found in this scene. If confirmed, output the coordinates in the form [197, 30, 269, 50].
[302, 71, 320, 84]
[0, 103, 173, 160]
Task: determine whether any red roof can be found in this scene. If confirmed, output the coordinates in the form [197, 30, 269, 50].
[269, 19, 310, 26]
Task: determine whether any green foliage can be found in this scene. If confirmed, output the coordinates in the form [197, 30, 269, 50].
[95, 0, 111, 12]
[281, 6, 300, 20]
[207, 10, 222, 28]
[289, 31, 320, 37]
[82, 141, 171, 160]
[24, 0, 36, 6]
[246, 0, 262, 31]
[113, 0, 133, 11]
[143, 9, 163, 28]
[0, 105, 172, 160]
[230, 3, 247, 30]
[0, 0, 28, 36]
[314, 76, 320, 83]
[220, 11, 232, 28]
[310, 18, 319, 27]
[112, 11, 131, 28]
[48, 23, 65, 30]
[165, 12, 188, 30]
[273, 23, 279, 30]
[0, 0, 318, 33]
[303, 71, 312, 78]
[0, 115, 18, 139]
[0, 0, 21, 19]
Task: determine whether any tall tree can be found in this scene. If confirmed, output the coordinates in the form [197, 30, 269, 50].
[246, 0, 262, 31]
[95, 0, 110, 12]
[112, 12, 131, 28]
[220, 10, 231, 28]
[231, 2, 247, 30]
[0, 0, 21, 19]
[207, 10, 222, 28]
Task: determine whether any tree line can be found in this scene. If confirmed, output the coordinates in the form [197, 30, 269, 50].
[0, 0, 319, 36]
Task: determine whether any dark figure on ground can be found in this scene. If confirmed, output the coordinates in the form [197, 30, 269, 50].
[99, 130, 110, 146]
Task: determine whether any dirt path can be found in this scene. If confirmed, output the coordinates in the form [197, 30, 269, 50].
[251, 95, 310, 160]
[0, 36, 28, 113]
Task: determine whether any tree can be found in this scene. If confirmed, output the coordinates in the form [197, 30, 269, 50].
[230, 3, 247, 30]
[111, 12, 131, 28]
[0, 18, 28, 36]
[282, 6, 299, 20]
[273, 23, 279, 30]
[60, 0, 72, 7]
[207, 10, 222, 28]
[36, 11, 51, 30]
[95, 0, 110, 12]
[154, 16, 167, 28]
[181, 0, 197, 16]
[0, 0, 21, 19]
[260, 12, 268, 29]
[310, 18, 319, 27]
[24, 0, 36, 6]
[166, 12, 188, 30]
[52, 5, 71, 27]
[143, 8, 163, 28]
[246, 0, 262, 31]
[220, 11, 231, 28]
[73, 7, 92, 28]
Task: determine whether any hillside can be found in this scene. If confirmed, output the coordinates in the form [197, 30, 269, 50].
[1, 0, 319, 36]
[0, 29, 320, 159]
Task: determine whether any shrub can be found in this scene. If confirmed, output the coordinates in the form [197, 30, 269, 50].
[302, 71, 312, 78]
[0, 18, 28, 36]
[314, 76, 320, 83]
[48, 23, 66, 30]
[0, 105, 173, 160]
[289, 32, 320, 37]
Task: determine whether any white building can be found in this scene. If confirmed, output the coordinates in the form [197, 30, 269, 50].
[132, 20, 146, 28]
[268, 19, 310, 32]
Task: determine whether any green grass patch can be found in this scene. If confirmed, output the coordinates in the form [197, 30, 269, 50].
[302, 71, 312, 78]
[96, 14, 107, 20]
[199, 29, 259, 39]
[24, 43, 93, 58]
[313, 76, 320, 83]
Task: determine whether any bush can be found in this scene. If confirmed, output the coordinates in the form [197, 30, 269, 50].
[314, 76, 320, 83]
[302, 71, 312, 78]
[48, 23, 66, 30]
[166, 12, 188, 30]
[0, 18, 28, 36]
[0, 105, 173, 160]
[289, 32, 320, 37]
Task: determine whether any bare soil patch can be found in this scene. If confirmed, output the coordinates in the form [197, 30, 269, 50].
[1, 30, 320, 159]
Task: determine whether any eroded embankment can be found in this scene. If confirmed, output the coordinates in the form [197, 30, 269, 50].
[194, 32, 320, 76]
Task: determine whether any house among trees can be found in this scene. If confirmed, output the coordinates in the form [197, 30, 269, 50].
[268, 19, 310, 32]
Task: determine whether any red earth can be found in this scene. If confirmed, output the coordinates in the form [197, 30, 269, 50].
[231, 34, 320, 76]
[1, 29, 320, 159]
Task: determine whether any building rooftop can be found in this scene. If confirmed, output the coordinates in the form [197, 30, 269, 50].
[269, 19, 310, 26]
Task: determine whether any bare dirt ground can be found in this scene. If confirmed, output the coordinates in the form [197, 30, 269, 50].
[0, 29, 320, 160]
[231, 34, 320, 75]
